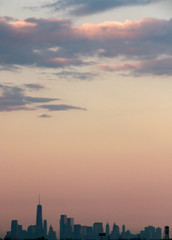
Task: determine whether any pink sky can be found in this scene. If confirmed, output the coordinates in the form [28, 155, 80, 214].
[0, 0, 172, 238]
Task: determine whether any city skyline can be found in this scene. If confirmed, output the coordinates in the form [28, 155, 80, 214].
[4, 201, 163, 240]
[1, 0, 172, 238]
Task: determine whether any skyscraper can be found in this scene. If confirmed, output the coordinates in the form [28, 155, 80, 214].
[121, 224, 126, 239]
[111, 223, 120, 239]
[67, 218, 74, 238]
[74, 224, 82, 240]
[43, 219, 48, 238]
[93, 222, 103, 239]
[60, 215, 67, 240]
[36, 199, 43, 238]
[11, 220, 18, 239]
[106, 223, 110, 238]
[48, 225, 57, 240]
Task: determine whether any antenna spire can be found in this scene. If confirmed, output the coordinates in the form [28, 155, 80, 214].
[39, 194, 40, 204]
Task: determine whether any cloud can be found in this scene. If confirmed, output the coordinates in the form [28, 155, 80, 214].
[24, 83, 45, 90]
[0, 65, 19, 71]
[0, 17, 79, 69]
[0, 84, 86, 113]
[0, 84, 57, 112]
[54, 71, 99, 80]
[43, 0, 159, 16]
[0, 17, 172, 76]
[40, 104, 87, 111]
[25, 96, 58, 103]
[38, 114, 51, 118]
[99, 57, 172, 76]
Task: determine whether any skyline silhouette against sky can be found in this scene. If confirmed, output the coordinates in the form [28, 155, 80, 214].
[1, 0, 172, 238]
[4, 201, 163, 240]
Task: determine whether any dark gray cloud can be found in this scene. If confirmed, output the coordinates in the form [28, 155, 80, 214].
[0, 17, 172, 76]
[43, 0, 159, 16]
[0, 84, 86, 113]
[0, 84, 58, 112]
[0, 17, 81, 69]
[40, 104, 87, 111]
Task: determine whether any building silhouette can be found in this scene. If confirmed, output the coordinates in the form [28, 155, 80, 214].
[48, 225, 57, 240]
[164, 226, 169, 240]
[36, 203, 43, 238]
[93, 223, 103, 239]
[4, 201, 57, 240]
[43, 220, 48, 239]
[106, 222, 110, 238]
[4, 202, 163, 240]
[60, 215, 67, 240]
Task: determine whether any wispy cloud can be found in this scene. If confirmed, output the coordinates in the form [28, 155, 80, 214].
[0, 84, 86, 113]
[24, 84, 45, 90]
[99, 57, 172, 76]
[54, 71, 99, 80]
[43, 0, 160, 16]
[40, 104, 87, 111]
[38, 114, 51, 118]
[0, 84, 58, 112]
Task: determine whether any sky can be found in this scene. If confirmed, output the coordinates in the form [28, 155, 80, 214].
[0, 0, 172, 238]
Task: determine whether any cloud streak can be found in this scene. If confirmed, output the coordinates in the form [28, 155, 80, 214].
[24, 84, 45, 90]
[0, 84, 86, 113]
[38, 114, 51, 118]
[100, 57, 172, 76]
[0, 84, 57, 112]
[54, 71, 99, 80]
[43, 0, 159, 16]
[40, 104, 87, 111]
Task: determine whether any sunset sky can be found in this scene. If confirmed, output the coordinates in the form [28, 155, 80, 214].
[1, 0, 172, 238]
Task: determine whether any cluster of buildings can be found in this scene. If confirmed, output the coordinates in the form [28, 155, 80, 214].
[5, 203, 56, 240]
[4, 202, 163, 240]
[60, 215, 162, 240]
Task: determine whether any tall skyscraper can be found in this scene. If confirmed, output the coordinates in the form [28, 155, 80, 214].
[60, 215, 67, 240]
[106, 223, 110, 238]
[36, 198, 43, 238]
[36, 205, 43, 229]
